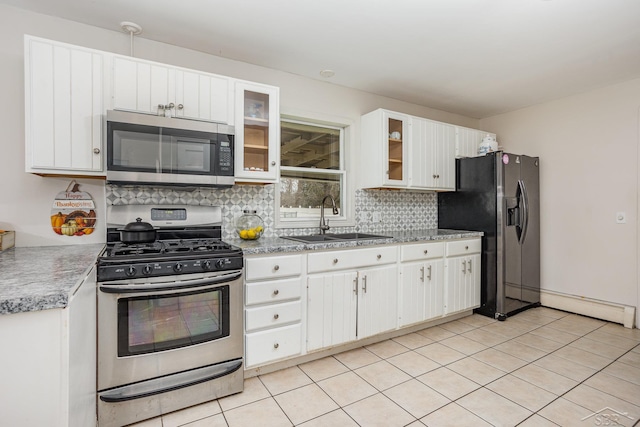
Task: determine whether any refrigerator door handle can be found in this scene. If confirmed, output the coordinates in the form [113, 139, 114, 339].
[518, 179, 529, 245]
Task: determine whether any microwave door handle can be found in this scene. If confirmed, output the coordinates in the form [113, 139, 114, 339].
[99, 270, 242, 294]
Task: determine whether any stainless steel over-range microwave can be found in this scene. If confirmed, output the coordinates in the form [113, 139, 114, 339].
[106, 110, 234, 187]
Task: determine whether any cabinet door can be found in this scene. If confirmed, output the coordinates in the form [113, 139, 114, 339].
[399, 259, 443, 327]
[382, 111, 410, 187]
[112, 57, 172, 115]
[357, 264, 398, 339]
[234, 81, 280, 183]
[456, 127, 482, 158]
[25, 38, 103, 174]
[433, 122, 456, 190]
[307, 272, 357, 351]
[444, 255, 481, 314]
[412, 119, 456, 190]
[174, 69, 231, 123]
[409, 117, 432, 188]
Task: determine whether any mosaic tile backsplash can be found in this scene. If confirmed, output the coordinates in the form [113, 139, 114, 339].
[106, 184, 438, 240]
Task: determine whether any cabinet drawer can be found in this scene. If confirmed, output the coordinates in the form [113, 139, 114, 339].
[401, 242, 445, 262]
[245, 323, 302, 367]
[245, 277, 302, 306]
[308, 246, 397, 273]
[446, 239, 481, 257]
[245, 300, 302, 332]
[246, 254, 302, 281]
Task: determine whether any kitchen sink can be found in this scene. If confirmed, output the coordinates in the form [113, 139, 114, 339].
[281, 233, 392, 243]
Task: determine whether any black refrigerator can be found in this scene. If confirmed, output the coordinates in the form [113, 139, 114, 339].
[438, 152, 540, 320]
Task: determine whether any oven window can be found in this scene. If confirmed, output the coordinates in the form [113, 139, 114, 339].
[117, 286, 230, 357]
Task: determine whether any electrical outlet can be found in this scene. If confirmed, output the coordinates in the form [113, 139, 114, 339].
[616, 212, 626, 224]
[372, 212, 382, 223]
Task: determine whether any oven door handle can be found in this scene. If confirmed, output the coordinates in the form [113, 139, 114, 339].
[99, 270, 243, 294]
[99, 358, 243, 403]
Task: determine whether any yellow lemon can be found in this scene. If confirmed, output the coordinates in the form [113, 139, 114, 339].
[239, 229, 249, 239]
[247, 229, 257, 239]
[255, 226, 264, 233]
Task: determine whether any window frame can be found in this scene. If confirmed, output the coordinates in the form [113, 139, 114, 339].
[275, 109, 355, 230]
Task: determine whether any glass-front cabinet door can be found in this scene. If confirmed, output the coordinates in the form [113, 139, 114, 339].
[234, 82, 280, 183]
[382, 110, 409, 187]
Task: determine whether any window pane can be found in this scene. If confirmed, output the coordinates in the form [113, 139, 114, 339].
[281, 122, 340, 169]
[280, 170, 341, 219]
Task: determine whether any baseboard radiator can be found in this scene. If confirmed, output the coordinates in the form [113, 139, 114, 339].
[541, 290, 636, 329]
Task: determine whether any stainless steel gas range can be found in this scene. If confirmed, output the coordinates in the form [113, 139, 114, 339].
[97, 204, 244, 427]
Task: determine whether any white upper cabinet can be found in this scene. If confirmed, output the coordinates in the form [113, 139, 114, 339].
[111, 56, 233, 124]
[360, 109, 457, 191]
[411, 118, 456, 190]
[456, 127, 498, 158]
[234, 81, 280, 183]
[25, 36, 104, 175]
[360, 109, 410, 188]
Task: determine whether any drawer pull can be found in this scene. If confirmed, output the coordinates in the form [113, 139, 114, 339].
[273, 289, 280, 296]
[273, 314, 279, 320]
[465, 245, 469, 250]
[377, 254, 382, 260]
[423, 249, 428, 255]
[273, 265, 280, 271]
[274, 343, 279, 349]
[333, 258, 339, 264]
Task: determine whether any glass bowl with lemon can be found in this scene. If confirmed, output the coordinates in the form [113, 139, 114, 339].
[236, 209, 264, 240]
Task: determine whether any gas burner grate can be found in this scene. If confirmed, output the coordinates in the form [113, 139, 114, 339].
[110, 241, 165, 256]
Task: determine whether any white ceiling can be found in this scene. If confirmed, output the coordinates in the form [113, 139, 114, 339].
[4, 0, 640, 118]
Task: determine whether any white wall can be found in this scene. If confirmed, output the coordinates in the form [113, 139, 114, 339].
[0, 4, 479, 247]
[480, 78, 640, 326]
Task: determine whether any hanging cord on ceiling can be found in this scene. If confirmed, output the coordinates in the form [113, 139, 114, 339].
[120, 21, 142, 57]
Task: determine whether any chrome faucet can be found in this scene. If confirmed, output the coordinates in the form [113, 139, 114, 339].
[319, 194, 339, 234]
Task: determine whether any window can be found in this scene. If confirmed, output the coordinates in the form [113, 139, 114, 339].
[277, 117, 350, 227]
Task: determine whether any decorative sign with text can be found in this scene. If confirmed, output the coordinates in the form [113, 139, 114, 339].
[50, 181, 97, 236]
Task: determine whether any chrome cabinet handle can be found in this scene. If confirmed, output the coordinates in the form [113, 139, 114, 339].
[273, 343, 279, 349]
[423, 249, 428, 255]
[273, 289, 279, 296]
[271, 161, 276, 166]
[273, 265, 280, 271]
[273, 314, 279, 320]
[353, 277, 358, 295]
[427, 265, 432, 280]
[362, 275, 367, 293]
[462, 260, 467, 273]
[420, 266, 425, 282]
[93, 148, 100, 154]
[333, 258, 339, 264]
[377, 254, 382, 260]
[468, 259, 472, 273]
[177, 104, 184, 110]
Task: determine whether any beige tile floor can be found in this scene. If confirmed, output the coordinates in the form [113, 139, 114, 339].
[133, 307, 640, 427]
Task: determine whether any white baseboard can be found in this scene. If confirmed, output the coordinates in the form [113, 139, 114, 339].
[541, 290, 636, 329]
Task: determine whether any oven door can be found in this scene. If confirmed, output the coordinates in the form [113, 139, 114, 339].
[97, 269, 243, 391]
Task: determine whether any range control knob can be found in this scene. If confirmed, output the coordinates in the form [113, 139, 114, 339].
[202, 260, 212, 270]
[142, 264, 153, 275]
[215, 259, 227, 269]
[173, 262, 184, 273]
[125, 266, 136, 277]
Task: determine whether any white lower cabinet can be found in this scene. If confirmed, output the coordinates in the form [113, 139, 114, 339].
[444, 239, 482, 314]
[399, 242, 445, 327]
[243, 238, 482, 370]
[306, 247, 398, 352]
[244, 254, 304, 368]
[0, 267, 96, 427]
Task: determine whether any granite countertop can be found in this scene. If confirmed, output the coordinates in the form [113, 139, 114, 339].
[227, 228, 483, 256]
[0, 244, 104, 315]
[0, 229, 481, 316]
